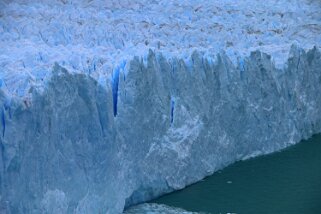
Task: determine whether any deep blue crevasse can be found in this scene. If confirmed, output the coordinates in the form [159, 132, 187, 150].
[239, 58, 245, 79]
[170, 97, 175, 124]
[1, 108, 5, 137]
[112, 60, 126, 117]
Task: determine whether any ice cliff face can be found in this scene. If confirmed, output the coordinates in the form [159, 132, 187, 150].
[0, 46, 321, 213]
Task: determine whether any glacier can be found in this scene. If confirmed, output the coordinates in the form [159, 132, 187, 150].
[1, 0, 321, 213]
[0, 46, 321, 213]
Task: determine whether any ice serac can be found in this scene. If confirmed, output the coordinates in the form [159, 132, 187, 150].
[0, 46, 321, 213]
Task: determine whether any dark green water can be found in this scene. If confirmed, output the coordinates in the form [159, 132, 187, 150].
[153, 134, 321, 214]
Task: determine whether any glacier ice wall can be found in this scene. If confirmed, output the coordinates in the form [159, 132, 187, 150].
[0, 46, 321, 213]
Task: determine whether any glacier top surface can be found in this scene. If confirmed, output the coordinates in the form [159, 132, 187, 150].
[0, 0, 320, 97]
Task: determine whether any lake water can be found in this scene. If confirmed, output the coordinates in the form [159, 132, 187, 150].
[151, 134, 321, 214]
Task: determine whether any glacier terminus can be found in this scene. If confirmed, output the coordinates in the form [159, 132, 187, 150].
[0, 0, 321, 213]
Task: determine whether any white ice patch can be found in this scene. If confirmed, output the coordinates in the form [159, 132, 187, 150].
[147, 104, 203, 160]
[41, 190, 68, 214]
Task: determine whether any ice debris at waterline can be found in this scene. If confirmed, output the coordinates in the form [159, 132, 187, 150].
[124, 203, 204, 214]
[0, 46, 321, 213]
[1, 0, 321, 213]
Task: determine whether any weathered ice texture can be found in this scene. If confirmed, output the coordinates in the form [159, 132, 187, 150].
[0, 46, 321, 213]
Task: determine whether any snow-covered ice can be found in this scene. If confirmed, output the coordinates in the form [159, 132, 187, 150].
[0, 0, 320, 97]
